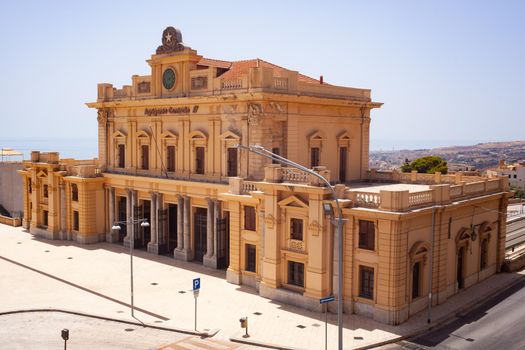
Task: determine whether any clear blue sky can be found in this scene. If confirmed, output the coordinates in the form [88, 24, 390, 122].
[0, 0, 523, 152]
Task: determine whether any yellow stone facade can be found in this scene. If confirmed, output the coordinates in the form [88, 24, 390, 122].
[18, 27, 510, 324]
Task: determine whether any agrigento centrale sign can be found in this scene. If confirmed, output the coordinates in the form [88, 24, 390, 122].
[144, 105, 199, 116]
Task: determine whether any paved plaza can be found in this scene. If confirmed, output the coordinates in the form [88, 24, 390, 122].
[0, 224, 523, 350]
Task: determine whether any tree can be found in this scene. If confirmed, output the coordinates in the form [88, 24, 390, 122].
[400, 156, 448, 174]
[511, 186, 524, 199]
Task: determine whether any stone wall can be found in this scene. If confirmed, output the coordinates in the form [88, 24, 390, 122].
[0, 162, 23, 216]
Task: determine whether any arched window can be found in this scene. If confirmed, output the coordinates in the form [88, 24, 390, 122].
[409, 241, 430, 301]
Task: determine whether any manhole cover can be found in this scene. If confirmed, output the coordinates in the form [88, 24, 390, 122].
[17, 242, 22, 244]
[354, 336, 363, 340]
[154, 320, 163, 323]
[311, 323, 321, 327]
[203, 328, 210, 331]
[116, 311, 124, 314]
[297, 325, 306, 329]
[67, 257, 73, 259]
[178, 290, 186, 294]
[151, 282, 158, 285]
[124, 328, 134, 332]
[44, 250, 50, 253]
[253, 312, 262, 316]
[466, 338, 474, 342]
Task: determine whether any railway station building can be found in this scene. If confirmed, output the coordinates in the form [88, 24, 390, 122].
[18, 27, 511, 324]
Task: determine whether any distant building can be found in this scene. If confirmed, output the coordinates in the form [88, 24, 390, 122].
[18, 27, 511, 325]
[487, 160, 525, 191]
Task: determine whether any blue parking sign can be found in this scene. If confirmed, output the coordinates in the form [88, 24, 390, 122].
[193, 278, 201, 291]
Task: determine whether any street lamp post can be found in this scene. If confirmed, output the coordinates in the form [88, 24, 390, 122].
[237, 144, 344, 350]
[112, 217, 149, 318]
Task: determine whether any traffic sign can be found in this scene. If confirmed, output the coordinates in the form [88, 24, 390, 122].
[319, 296, 335, 304]
[193, 277, 201, 291]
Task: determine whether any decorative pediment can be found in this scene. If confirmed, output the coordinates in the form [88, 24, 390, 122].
[136, 130, 150, 139]
[455, 227, 472, 244]
[220, 130, 240, 140]
[409, 241, 430, 260]
[189, 130, 207, 140]
[278, 195, 309, 209]
[337, 131, 351, 146]
[113, 130, 127, 138]
[309, 130, 327, 140]
[37, 170, 48, 178]
[161, 130, 178, 139]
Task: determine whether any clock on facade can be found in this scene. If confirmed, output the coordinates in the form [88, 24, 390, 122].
[163, 68, 176, 90]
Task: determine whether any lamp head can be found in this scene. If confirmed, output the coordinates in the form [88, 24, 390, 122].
[140, 221, 150, 227]
[323, 202, 334, 217]
[111, 224, 121, 231]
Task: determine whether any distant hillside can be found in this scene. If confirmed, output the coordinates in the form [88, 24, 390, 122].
[370, 140, 525, 171]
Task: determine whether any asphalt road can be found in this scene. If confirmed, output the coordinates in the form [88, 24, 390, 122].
[376, 278, 525, 350]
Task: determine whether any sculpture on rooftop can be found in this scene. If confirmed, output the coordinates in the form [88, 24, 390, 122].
[156, 26, 186, 54]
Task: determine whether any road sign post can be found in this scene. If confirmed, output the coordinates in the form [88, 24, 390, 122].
[193, 278, 201, 331]
[320, 296, 335, 350]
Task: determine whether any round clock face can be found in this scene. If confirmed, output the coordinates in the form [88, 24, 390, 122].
[163, 68, 176, 90]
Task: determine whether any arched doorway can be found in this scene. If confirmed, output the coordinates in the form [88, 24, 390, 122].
[457, 246, 465, 289]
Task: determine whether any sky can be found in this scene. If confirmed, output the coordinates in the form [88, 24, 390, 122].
[0, 0, 523, 154]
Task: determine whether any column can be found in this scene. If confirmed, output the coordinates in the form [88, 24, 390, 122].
[157, 193, 164, 246]
[60, 182, 67, 240]
[203, 198, 217, 268]
[124, 189, 133, 248]
[175, 195, 192, 261]
[177, 195, 184, 250]
[258, 208, 265, 281]
[213, 200, 220, 259]
[107, 187, 118, 243]
[148, 192, 159, 254]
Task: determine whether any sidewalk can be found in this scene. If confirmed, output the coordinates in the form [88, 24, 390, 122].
[1, 225, 523, 350]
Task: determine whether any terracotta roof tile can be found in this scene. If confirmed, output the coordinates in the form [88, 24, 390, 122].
[198, 57, 322, 84]
[197, 58, 232, 69]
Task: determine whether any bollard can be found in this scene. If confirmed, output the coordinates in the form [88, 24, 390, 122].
[239, 317, 249, 337]
[61, 329, 69, 350]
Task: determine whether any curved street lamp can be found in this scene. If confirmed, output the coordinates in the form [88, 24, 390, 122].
[112, 218, 149, 318]
[236, 144, 344, 350]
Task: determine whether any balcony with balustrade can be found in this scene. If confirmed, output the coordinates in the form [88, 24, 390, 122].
[227, 164, 509, 213]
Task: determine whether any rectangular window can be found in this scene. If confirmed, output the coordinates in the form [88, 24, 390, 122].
[358, 220, 375, 250]
[227, 148, 238, 176]
[244, 206, 256, 231]
[412, 262, 421, 299]
[118, 144, 125, 168]
[290, 218, 304, 241]
[480, 239, 488, 270]
[339, 147, 348, 182]
[359, 265, 374, 299]
[43, 185, 48, 198]
[141, 145, 149, 170]
[310, 147, 320, 167]
[28, 180, 32, 193]
[272, 147, 280, 164]
[288, 261, 305, 287]
[71, 184, 78, 201]
[167, 146, 176, 172]
[43, 210, 49, 227]
[73, 211, 79, 231]
[195, 147, 205, 174]
[246, 244, 256, 272]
